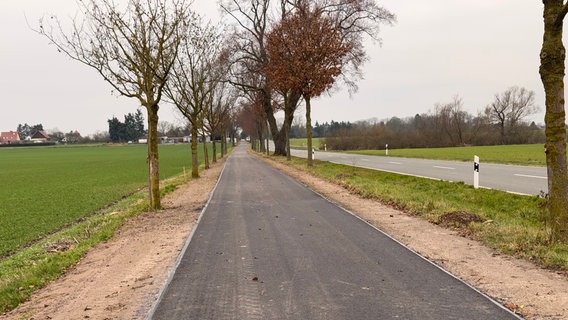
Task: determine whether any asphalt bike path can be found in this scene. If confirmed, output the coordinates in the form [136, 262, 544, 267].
[149, 144, 519, 320]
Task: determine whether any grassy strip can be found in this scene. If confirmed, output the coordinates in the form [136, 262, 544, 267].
[289, 138, 325, 149]
[344, 144, 547, 166]
[0, 145, 232, 314]
[268, 155, 567, 271]
[0, 192, 147, 313]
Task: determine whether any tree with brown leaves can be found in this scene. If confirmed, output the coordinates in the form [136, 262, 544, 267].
[265, 4, 352, 166]
[223, 0, 394, 158]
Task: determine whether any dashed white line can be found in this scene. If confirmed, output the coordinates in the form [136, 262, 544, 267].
[388, 161, 402, 165]
[433, 166, 455, 170]
[514, 174, 547, 179]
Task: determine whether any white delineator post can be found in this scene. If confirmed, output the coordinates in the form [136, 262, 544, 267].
[473, 155, 480, 189]
[385, 144, 389, 156]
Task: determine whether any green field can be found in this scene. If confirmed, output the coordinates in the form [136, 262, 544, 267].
[347, 144, 547, 166]
[289, 139, 547, 165]
[289, 138, 325, 149]
[0, 144, 205, 257]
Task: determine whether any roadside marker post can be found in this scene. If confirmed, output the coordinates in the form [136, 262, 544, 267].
[474, 155, 480, 189]
[385, 144, 389, 156]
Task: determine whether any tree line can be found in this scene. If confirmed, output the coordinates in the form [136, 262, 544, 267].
[38, 0, 389, 208]
[292, 88, 544, 150]
[230, 0, 394, 166]
[39, 0, 240, 209]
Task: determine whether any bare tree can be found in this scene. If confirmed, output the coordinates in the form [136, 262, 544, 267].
[485, 86, 539, 144]
[540, 1, 568, 242]
[434, 96, 469, 146]
[205, 80, 238, 163]
[166, 15, 223, 178]
[237, 90, 269, 151]
[37, 0, 189, 209]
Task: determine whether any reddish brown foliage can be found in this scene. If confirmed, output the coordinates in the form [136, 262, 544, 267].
[264, 5, 352, 99]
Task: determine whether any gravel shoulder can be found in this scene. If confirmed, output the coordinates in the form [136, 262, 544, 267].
[2, 150, 567, 320]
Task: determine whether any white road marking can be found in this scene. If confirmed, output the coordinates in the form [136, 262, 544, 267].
[388, 161, 402, 165]
[514, 174, 547, 179]
[433, 166, 455, 170]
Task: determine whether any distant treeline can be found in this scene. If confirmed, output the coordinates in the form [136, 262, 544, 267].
[290, 92, 546, 150]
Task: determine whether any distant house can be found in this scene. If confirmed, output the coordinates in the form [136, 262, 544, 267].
[0, 131, 20, 144]
[30, 130, 51, 143]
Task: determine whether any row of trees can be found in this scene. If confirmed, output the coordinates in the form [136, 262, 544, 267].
[39, 0, 239, 209]
[38, 0, 393, 209]
[229, 0, 395, 165]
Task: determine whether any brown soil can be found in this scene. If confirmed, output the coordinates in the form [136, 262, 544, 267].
[2, 152, 567, 320]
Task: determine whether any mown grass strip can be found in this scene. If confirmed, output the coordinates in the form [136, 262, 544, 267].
[0, 192, 147, 313]
[267, 155, 567, 271]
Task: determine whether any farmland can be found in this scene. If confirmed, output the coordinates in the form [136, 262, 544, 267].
[0, 144, 204, 257]
[289, 139, 548, 166]
[346, 144, 547, 166]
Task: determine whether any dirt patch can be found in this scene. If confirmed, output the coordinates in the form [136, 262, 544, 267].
[438, 210, 486, 228]
[2, 150, 567, 320]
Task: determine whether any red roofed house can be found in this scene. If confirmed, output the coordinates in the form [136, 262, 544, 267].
[0, 131, 20, 144]
[30, 130, 51, 142]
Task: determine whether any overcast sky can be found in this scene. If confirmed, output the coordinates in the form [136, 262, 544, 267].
[0, 1, 555, 136]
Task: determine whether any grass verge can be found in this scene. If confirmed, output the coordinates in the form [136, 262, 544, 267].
[264, 154, 568, 272]
[0, 174, 188, 314]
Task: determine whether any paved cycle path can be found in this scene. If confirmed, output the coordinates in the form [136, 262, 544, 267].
[149, 144, 519, 320]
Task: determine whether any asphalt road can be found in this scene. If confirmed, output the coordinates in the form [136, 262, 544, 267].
[148, 144, 519, 320]
[290, 149, 548, 196]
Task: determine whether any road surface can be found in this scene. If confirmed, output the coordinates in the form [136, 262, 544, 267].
[149, 144, 519, 320]
[291, 148, 547, 196]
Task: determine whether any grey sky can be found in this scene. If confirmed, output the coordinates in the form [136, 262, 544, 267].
[0, 1, 554, 136]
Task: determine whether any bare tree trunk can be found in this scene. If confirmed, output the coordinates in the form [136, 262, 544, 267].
[203, 133, 210, 169]
[257, 128, 265, 153]
[284, 90, 301, 161]
[146, 105, 161, 209]
[306, 96, 313, 167]
[220, 133, 225, 158]
[222, 132, 227, 157]
[191, 125, 199, 178]
[286, 124, 291, 161]
[212, 138, 217, 163]
[540, 1, 568, 242]
[261, 88, 286, 155]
